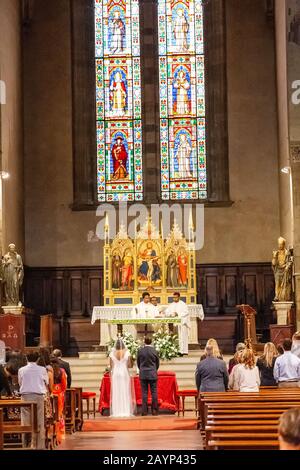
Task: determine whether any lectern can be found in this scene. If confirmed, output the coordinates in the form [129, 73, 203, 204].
[236, 304, 257, 349]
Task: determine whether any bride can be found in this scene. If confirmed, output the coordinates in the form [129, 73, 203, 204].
[109, 338, 135, 417]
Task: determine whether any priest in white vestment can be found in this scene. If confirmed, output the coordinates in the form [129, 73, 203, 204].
[166, 292, 190, 355]
[131, 292, 157, 319]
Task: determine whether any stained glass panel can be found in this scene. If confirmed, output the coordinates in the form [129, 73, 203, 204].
[158, 0, 207, 200]
[95, 0, 143, 202]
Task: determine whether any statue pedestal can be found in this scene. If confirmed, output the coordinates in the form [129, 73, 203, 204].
[2, 306, 24, 315]
[272, 302, 293, 326]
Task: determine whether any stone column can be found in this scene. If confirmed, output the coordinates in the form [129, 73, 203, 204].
[275, 0, 293, 244]
[286, 0, 300, 329]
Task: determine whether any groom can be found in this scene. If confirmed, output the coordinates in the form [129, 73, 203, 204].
[137, 336, 160, 416]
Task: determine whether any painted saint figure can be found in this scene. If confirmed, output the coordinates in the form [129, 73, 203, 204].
[111, 136, 128, 180]
[110, 71, 127, 117]
[173, 8, 189, 52]
[110, 10, 125, 54]
[112, 253, 122, 289]
[166, 250, 178, 288]
[121, 250, 134, 290]
[175, 134, 193, 179]
[173, 70, 190, 115]
[178, 249, 188, 287]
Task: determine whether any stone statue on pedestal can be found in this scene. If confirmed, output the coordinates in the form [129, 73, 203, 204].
[272, 237, 293, 302]
[2, 244, 24, 306]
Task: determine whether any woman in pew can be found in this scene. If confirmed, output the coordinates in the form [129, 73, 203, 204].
[256, 342, 278, 386]
[51, 358, 67, 444]
[200, 339, 223, 361]
[292, 331, 300, 359]
[229, 348, 260, 392]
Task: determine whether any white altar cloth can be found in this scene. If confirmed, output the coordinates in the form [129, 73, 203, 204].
[91, 305, 204, 347]
[91, 304, 205, 324]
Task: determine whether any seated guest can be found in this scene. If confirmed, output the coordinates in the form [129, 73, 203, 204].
[200, 338, 223, 361]
[51, 358, 67, 444]
[228, 343, 246, 374]
[52, 349, 72, 389]
[292, 331, 300, 359]
[18, 350, 49, 449]
[195, 345, 229, 392]
[279, 408, 300, 450]
[274, 339, 300, 388]
[229, 348, 260, 392]
[256, 342, 278, 386]
[0, 363, 13, 396]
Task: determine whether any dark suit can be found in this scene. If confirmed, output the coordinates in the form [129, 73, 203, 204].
[137, 346, 160, 415]
[195, 356, 229, 392]
[57, 358, 72, 388]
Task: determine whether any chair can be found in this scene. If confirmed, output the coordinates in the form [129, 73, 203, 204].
[82, 392, 97, 419]
[177, 389, 198, 417]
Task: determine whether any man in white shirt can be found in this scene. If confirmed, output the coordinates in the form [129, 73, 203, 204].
[274, 339, 300, 387]
[132, 292, 157, 319]
[166, 292, 190, 355]
[18, 350, 49, 449]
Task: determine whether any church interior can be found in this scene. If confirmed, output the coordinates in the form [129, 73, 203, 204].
[1, 0, 300, 453]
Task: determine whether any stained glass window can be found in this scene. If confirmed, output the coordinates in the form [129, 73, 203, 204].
[158, 0, 207, 200]
[95, 0, 143, 202]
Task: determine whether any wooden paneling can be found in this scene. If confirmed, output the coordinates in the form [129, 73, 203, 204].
[24, 263, 274, 355]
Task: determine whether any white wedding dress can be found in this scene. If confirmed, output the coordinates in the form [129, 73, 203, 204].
[110, 348, 135, 418]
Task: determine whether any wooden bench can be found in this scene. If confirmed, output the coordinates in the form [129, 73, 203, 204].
[0, 409, 3, 450]
[199, 390, 300, 450]
[207, 439, 279, 450]
[0, 400, 38, 450]
[65, 389, 76, 434]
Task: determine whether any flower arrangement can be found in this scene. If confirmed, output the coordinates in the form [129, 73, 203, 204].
[152, 329, 180, 361]
[107, 330, 180, 363]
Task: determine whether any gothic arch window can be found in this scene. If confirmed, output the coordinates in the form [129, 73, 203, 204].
[71, 0, 229, 209]
[158, 0, 207, 200]
[95, 0, 143, 202]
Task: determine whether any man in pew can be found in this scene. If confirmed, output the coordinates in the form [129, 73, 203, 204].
[274, 339, 300, 388]
[279, 408, 300, 450]
[18, 350, 49, 449]
[195, 345, 229, 392]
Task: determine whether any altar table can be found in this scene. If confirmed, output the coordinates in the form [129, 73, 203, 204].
[92, 305, 204, 347]
[99, 371, 179, 414]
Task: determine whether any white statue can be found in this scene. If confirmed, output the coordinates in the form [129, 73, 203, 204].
[2, 244, 24, 306]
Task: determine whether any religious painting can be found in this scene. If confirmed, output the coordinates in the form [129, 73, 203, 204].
[110, 133, 129, 180]
[288, 0, 300, 46]
[112, 250, 122, 288]
[121, 248, 134, 290]
[158, 0, 207, 200]
[137, 240, 162, 289]
[172, 5, 190, 53]
[95, 0, 143, 202]
[170, 56, 197, 118]
[109, 8, 126, 54]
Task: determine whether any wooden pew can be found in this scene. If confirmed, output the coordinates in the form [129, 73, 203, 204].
[65, 389, 76, 434]
[74, 388, 83, 432]
[0, 400, 38, 450]
[0, 409, 3, 450]
[199, 390, 300, 450]
[207, 439, 279, 450]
